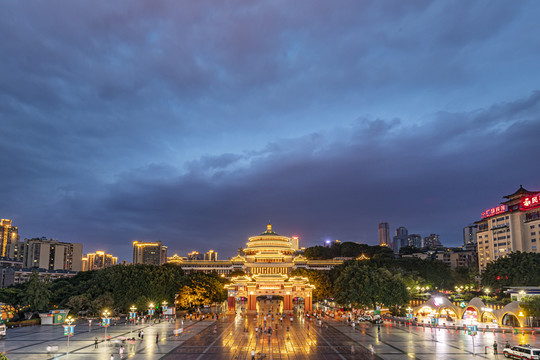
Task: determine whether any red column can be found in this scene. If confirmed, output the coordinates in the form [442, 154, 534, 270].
[284, 294, 292, 311]
[248, 294, 257, 311]
[228, 296, 236, 312]
[305, 295, 312, 312]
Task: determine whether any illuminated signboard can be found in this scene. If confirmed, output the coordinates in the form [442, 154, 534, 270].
[521, 193, 540, 210]
[481, 205, 508, 218]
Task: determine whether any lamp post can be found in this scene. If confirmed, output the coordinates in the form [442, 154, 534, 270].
[102, 310, 111, 343]
[65, 315, 75, 356]
[162, 301, 168, 321]
[149, 303, 155, 324]
[129, 305, 137, 336]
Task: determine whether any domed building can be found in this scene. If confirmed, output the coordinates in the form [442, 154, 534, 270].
[226, 223, 316, 314]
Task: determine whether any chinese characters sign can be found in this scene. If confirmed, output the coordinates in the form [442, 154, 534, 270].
[481, 205, 508, 218]
[521, 193, 540, 210]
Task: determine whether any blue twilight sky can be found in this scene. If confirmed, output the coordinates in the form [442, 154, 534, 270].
[1, 1, 540, 261]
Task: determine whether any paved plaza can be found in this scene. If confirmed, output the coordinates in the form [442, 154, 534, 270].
[0, 313, 539, 359]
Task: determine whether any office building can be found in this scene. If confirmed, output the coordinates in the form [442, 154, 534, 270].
[204, 250, 218, 261]
[291, 236, 299, 251]
[82, 251, 118, 271]
[187, 251, 203, 260]
[378, 222, 390, 248]
[423, 234, 441, 249]
[0, 219, 19, 258]
[463, 224, 478, 245]
[392, 226, 408, 253]
[476, 185, 540, 271]
[407, 234, 422, 248]
[22, 237, 83, 271]
[132, 241, 167, 265]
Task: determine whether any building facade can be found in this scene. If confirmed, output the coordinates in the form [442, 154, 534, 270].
[378, 222, 390, 248]
[407, 234, 422, 248]
[476, 185, 540, 271]
[204, 250, 218, 261]
[21, 237, 83, 272]
[463, 224, 478, 245]
[170, 224, 344, 277]
[133, 241, 167, 265]
[393, 226, 408, 253]
[82, 251, 118, 271]
[423, 234, 441, 249]
[0, 219, 19, 258]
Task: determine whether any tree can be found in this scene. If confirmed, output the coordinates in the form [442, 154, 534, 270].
[482, 252, 540, 289]
[67, 295, 90, 314]
[23, 272, 51, 312]
[176, 273, 227, 309]
[520, 296, 540, 318]
[334, 261, 409, 309]
[290, 268, 332, 300]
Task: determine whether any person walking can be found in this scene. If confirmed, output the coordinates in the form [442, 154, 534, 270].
[110, 354, 115, 360]
[138, 330, 141, 339]
[119, 345, 124, 359]
[251, 349, 255, 360]
[141, 330, 144, 340]
[94, 337, 99, 349]
[156, 333, 159, 344]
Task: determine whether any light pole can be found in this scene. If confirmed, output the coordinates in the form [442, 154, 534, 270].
[65, 315, 75, 356]
[130, 305, 137, 336]
[102, 310, 111, 343]
[149, 303, 155, 325]
[162, 301, 168, 321]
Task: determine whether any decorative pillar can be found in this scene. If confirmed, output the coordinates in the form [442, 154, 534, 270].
[248, 292, 257, 312]
[284, 293, 293, 312]
[305, 293, 312, 312]
[227, 296, 236, 312]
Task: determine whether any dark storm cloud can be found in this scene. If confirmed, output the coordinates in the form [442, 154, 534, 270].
[48, 91, 540, 257]
[1, 1, 539, 259]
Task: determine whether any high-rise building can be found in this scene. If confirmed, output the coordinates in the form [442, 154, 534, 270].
[290, 236, 299, 251]
[407, 234, 422, 248]
[463, 224, 478, 245]
[423, 234, 441, 249]
[82, 251, 118, 271]
[392, 226, 408, 253]
[476, 185, 540, 271]
[1, 219, 19, 257]
[22, 237, 83, 271]
[132, 241, 167, 265]
[204, 250, 218, 261]
[378, 222, 390, 248]
[188, 251, 203, 260]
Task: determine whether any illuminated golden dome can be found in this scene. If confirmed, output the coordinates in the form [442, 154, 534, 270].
[244, 223, 294, 255]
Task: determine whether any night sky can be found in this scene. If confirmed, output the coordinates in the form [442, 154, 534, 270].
[2, 1, 540, 261]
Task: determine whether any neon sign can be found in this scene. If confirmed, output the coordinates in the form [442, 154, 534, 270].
[481, 205, 508, 218]
[521, 193, 540, 210]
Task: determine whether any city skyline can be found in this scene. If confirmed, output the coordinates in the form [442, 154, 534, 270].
[1, 1, 540, 261]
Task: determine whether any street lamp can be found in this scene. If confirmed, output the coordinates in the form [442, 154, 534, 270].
[149, 303, 155, 324]
[162, 301, 168, 321]
[129, 305, 137, 336]
[102, 310, 111, 342]
[64, 315, 75, 356]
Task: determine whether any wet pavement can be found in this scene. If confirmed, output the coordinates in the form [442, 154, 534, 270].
[1, 310, 539, 359]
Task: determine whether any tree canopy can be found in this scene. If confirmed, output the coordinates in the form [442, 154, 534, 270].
[482, 252, 540, 289]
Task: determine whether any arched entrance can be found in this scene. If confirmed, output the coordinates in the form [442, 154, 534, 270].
[236, 296, 247, 314]
[502, 313, 520, 327]
[481, 311, 496, 324]
[463, 307, 478, 321]
[293, 297, 305, 314]
[256, 295, 283, 315]
[440, 308, 457, 321]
